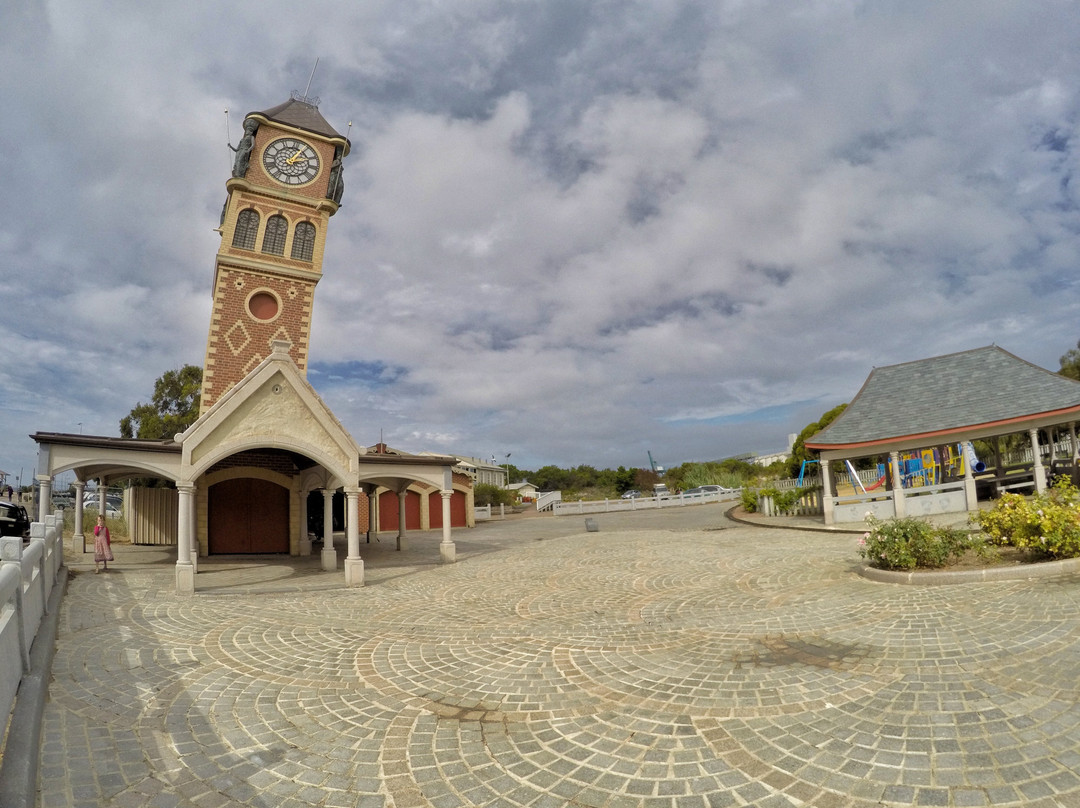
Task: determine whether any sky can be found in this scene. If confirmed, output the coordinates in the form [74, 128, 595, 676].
[2, 0, 1080, 486]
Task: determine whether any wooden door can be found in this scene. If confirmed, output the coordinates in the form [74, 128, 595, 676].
[428, 490, 467, 528]
[209, 478, 289, 554]
[378, 490, 422, 531]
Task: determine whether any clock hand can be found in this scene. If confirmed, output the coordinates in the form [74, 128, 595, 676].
[286, 147, 306, 165]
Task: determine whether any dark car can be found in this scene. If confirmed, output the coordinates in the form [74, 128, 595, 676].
[0, 500, 31, 538]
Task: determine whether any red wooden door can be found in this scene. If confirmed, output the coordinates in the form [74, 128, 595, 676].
[428, 490, 466, 528]
[378, 492, 398, 531]
[209, 478, 289, 554]
[379, 491, 422, 530]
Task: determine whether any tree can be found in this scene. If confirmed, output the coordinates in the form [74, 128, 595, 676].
[120, 365, 203, 439]
[786, 403, 848, 478]
[613, 466, 637, 495]
[1060, 339, 1080, 381]
[474, 484, 515, 507]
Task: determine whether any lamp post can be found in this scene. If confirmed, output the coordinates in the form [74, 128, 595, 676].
[504, 453, 511, 487]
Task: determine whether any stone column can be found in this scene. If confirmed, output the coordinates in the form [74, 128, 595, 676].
[821, 459, 835, 525]
[298, 492, 311, 555]
[36, 475, 52, 523]
[890, 452, 906, 518]
[188, 485, 198, 573]
[963, 446, 977, 513]
[321, 489, 336, 571]
[368, 491, 377, 543]
[73, 480, 86, 554]
[344, 488, 364, 587]
[1031, 428, 1047, 493]
[397, 490, 408, 551]
[439, 490, 455, 563]
[175, 483, 195, 594]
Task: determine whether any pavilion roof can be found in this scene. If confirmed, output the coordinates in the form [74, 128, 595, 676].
[806, 345, 1080, 453]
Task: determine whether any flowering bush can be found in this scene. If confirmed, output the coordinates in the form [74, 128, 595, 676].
[974, 478, 1080, 559]
[859, 514, 977, 571]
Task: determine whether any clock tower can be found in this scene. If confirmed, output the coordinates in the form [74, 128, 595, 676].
[200, 94, 349, 413]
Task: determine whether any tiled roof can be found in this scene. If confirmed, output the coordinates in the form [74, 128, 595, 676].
[807, 346, 1080, 449]
[255, 97, 343, 139]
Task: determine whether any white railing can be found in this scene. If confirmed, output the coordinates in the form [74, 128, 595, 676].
[755, 488, 824, 517]
[535, 491, 562, 512]
[552, 489, 740, 517]
[831, 480, 970, 523]
[474, 504, 509, 521]
[1, 513, 65, 768]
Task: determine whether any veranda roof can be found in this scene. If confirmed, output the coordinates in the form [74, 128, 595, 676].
[805, 345, 1080, 456]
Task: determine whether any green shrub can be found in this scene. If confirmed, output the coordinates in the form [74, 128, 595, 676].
[474, 484, 515, 507]
[748, 485, 818, 516]
[740, 487, 759, 513]
[859, 515, 978, 571]
[974, 478, 1080, 559]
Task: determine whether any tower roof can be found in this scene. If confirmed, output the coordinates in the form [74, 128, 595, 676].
[253, 96, 344, 140]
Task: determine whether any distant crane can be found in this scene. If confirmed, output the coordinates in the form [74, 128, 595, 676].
[648, 451, 665, 476]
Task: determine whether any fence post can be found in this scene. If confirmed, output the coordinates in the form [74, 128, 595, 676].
[30, 522, 48, 618]
[0, 537, 29, 674]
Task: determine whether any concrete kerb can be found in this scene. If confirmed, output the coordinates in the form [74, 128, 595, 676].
[728, 505, 1080, 586]
[0, 568, 67, 808]
[857, 555, 1080, 585]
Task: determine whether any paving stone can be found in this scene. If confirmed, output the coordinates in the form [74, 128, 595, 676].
[35, 509, 1080, 807]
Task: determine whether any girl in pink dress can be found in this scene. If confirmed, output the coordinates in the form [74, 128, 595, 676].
[93, 514, 113, 573]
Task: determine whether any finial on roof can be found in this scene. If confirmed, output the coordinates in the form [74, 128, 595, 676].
[291, 57, 321, 107]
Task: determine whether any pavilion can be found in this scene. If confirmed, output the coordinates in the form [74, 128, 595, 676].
[805, 345, 1080, 525]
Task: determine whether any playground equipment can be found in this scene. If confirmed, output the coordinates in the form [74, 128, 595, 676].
[800, 442, 984, 493]
[844, 459, 886, 492]
[797, 459, 818, 486]
[964, 442, 986, 473]
[899, 442, 984, 488]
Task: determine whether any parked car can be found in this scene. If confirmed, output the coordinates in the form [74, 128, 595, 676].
[683, 485, 738, 496]
[0, 500, 31, 538]
[83, 501, 122, 519]
[652, 484, 673, 499]
[620, 490, 641, 499]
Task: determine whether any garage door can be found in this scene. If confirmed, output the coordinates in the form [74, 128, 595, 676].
[378, 490, 421, 531]
[428, 490, 467, 528]
[209, 478, 289, 554]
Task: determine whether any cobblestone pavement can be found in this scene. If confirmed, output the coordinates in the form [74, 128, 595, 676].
[39, 505, 1080, 807]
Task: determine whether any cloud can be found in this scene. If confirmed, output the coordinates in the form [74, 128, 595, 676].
[3, 0, 1080, 481]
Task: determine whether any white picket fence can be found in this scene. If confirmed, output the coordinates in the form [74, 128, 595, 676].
[0, 512, 66, 766]
[754, 488, 825, 517]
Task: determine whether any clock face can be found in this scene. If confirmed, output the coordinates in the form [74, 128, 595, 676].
[262, 138, 320, 185]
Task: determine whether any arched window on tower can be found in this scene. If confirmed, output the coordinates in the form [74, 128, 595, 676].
[232, 209, 259, 250]
[262, 215, 288, 256]
[291, 221, 316, 261]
